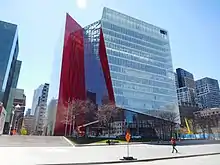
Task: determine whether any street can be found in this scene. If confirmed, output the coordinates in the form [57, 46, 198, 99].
[0, 136, 220, 165]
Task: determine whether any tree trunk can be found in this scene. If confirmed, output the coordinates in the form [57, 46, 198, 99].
[69, 122, 72, 136]
[64, 108, 69, 136]
[72, 116, 75, 136]
[108, 123, 110, 138]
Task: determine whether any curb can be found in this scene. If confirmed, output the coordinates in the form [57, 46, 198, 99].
[62, 137, 75, 147]
[38, 152, 220, 165]
[74, 142, 147, 147]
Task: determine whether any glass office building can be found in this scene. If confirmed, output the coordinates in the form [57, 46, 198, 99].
[0, 20, 20, 133]
[0, 21, 18, 91]
[49, 7, 179, 136]
[196, 77, 220, 108]
[0, 20, 19, 105]
[101, 8, 178, 117]
[175, 68, 198, 106]
[11, 60, 22, 88]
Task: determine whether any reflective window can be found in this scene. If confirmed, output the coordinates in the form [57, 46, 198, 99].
[0, 21, 17, 91]
[101, 9, 178, 115]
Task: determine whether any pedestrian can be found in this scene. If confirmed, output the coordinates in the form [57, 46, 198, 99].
[171, 137, 178, 153]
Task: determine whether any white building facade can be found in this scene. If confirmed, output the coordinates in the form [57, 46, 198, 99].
[31, 83, 49, 135]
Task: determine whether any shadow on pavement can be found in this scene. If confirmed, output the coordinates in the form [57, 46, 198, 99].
[74, 139, 220, 147]
[39, 152, 220, 165]
[149, 139, 220, 146]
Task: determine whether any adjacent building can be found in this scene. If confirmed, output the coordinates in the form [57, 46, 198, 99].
[23, 115, 34, 135]
[0, 20, 22, 133]
[31, 83, 49, 135]
[46, 99, 58, 136]
[0, 20, 20, 108]
[194, 108, 220, 138]
[175, 68, 201, 129]
[49, 7, 179, 136]
[4, 88, 26, 133]
[196, 77, 220, 109]
[11, 60, 22, 88]
[25, 108, 31, 117]
[174, 73, 179, 89]
[0, 103, 6, 135]
[175, 68, 198, 106]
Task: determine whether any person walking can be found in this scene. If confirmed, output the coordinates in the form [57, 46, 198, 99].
[171, 137, 178, 153]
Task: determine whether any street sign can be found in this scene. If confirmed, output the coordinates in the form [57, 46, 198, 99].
[125, 132, 131, 142]
[120, 131, 136, 161]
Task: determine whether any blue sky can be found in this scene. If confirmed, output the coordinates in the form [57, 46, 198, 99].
[0, 0, 220, 109]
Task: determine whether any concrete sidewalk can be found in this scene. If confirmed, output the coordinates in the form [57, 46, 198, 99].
[43, 152, 220, 165]
[0, 135, 73, 147]
[1, 144, 220, 165]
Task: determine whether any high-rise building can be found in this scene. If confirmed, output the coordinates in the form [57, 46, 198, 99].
[31, 83, 49, 135]
[0, 103, 6, 135]
[25, 108, 31, 117]
[196, 77, 220, 108]
[0, 20, 20, 108]
[174, 73, 179, 89]
[31, 84, 49, 115]
[12, 89, 26, 133]
[4, 88, 26, 133]
[23, 115, 34, 135]
[175, 68, 198, 106]
[49, 7, 179, 136]
[11, 60, 22, 88]
[176, 68, 195, 89]
[46, 99, 58, 136]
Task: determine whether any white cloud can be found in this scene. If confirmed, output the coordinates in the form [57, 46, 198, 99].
[76, 0, 87, 9]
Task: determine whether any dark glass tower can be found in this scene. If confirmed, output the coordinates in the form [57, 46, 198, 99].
[196, 77, 220, 108]
[0, 20, 20, 134]
[11, 60, 22, 88]
[0, 20, 19, 107]
[176, 68, 195, 89]
[175, 68, 199, 106]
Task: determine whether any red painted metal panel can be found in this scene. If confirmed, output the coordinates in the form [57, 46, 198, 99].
[98, 28, 115, 103]
[54, 14, 86, 135]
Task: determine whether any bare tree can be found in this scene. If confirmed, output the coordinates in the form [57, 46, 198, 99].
[159, 111, 180, 139]
[61, 99, 95, 136]
[212, 115, 220, 139]
[96, 102, 120, 137]
[197, 117, 208, 139]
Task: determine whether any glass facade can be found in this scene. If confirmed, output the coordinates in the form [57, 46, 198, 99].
[83, 21, 108, 105]
[176, 68, 195, 89]
[196, 77, 220, 108]
[49, 8, 180, 136]
[11, 60, 22, 88]
[175, 68, 198, 106]
[50, 13, 87, 135]
[0, 21, 18, 92]
[101, 8, 179, 118]
[0, 21, 20, 133]
[2, 39, 19, 109]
